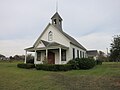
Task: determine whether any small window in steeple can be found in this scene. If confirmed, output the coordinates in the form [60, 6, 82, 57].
[54, 19, 57, 24]
[48, 31, 53, 41]
[59, 19, 61, 25]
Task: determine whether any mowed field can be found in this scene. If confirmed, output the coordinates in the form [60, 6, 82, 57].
[0, 61, 120, 90]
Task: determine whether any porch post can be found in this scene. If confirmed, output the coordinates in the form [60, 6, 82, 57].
[24, 50, 27, 63]
[59, 47, 61, 64]
[34, 50, 37, 64]
[46, 49, 48, 59]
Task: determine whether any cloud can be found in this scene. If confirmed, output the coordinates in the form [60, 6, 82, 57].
[78, 32, 114, 54]
[62, 0, 120, 36]
[0, 0, 56, 40]
[0, 0, 120, 56]
[0, 39, 35, 57]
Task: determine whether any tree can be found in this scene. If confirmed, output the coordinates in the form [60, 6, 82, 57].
[0, 54, 6, 60]
[9, 56, 14, 60]
[110, 35, 120, 62]
[98, 51, 108, 62]
[26, 54, 34, 64]
[27, 54, 34, 60]
[13, 55, 25, 60]
[13, 55, 20, 60]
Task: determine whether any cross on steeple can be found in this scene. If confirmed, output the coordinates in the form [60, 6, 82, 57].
[56, 0, 58, 12]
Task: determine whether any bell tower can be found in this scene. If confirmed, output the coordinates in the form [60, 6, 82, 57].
[51, 12, 63, 31]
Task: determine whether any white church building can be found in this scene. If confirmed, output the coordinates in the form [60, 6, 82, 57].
[25, 12, 87, 64]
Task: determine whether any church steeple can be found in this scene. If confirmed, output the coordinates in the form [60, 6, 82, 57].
[51, 12, 63, 31]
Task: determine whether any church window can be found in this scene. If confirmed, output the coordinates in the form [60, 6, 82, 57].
[73, 48, 75, 60]
[83, 52, 84, 58]
[54, 19, 57, 24]
[37, 52, 41, 61]
[61, 50, 66, 61]
[77, 50, 79, 58]
[48, 31, 53, 41]
[59, 19, 61, 25]
[80, 51, 82, 58]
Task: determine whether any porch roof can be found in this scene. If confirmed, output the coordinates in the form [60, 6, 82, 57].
[24, 41, 69, 52]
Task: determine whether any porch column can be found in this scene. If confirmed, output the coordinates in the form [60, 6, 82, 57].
[59, 47, 61, 64]
[24, 50, 27, 63]
[46, 49, 48, 59]
[34, 50, 37, 64]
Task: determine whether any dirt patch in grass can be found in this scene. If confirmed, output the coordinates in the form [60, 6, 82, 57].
[49, 73, 120, 90]
[111, 76, 120, 88]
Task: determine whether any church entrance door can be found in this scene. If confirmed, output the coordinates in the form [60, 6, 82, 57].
[48, 52, 55, 64]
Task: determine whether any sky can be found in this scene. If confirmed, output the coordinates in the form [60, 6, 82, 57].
[0, 0, 120, 57]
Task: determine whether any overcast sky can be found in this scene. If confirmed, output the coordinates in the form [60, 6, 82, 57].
[0, 0, 120, 57]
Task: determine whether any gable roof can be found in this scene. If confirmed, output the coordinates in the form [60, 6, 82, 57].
[51, 12, 63, 21]
[41, 40, 68, 48]
[41, 40, 49, 46]
[61, 31, 86, 50]
[33, 23, 51, 47]
[25, 40, 68, 51]
[33, 23, 86, 50]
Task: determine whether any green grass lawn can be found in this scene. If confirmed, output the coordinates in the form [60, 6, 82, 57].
[0, 61, 120, 90]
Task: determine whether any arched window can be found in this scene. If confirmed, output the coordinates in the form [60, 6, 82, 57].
[48, 31, 53, 41]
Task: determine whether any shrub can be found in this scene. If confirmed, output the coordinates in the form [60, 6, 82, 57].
[77, 58, 96, 69]
[96, 59, 102, 65]
[26, 59, 34, 64]
[67, 58, 79, 69]
[67, 58, 96, 70]
[36, 64, 72, 71]
[17, 63, 35, 69]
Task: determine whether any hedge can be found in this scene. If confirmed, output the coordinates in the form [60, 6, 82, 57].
[67, 58, 79, 69]
[36, 64, 72, 71]
[67, 58, 96, 70]
[17, 58, 96, 70]
[17, 63, 35, 69]
[26, 59, 34, 64]
[77, 58, 96, 69]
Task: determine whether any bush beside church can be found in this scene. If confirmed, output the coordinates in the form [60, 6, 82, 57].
[67, 58, 96, 70]
[17, 58, 99, 71]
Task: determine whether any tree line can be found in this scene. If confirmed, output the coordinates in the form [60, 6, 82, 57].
[0, 54, 34, 61]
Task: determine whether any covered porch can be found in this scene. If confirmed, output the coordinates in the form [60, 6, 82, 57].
[24, 41, 69, 64]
